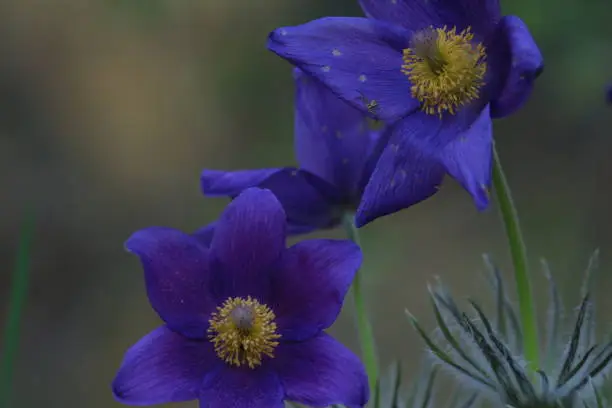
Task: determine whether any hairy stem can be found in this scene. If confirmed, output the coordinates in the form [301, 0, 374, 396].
[342, 213, 378, 393]
[492, 144, 539, 371]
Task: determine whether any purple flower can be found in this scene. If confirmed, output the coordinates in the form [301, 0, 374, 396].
[201, 68, 386, 233]
[607, 83, 612, 104]
[112, 188, 369, 408]
[267, 0, 543, 227]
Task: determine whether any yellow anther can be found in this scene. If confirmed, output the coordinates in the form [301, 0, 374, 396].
[401, 26, 487, 116]
[208, 297, 280, 369]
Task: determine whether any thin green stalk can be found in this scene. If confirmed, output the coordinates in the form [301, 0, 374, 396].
[492, 144, 539, 371]
[0, 211, 35, 408]
[342, 213, 378, 394]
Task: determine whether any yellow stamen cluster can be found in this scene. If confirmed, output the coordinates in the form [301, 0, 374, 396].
[401, 26, 487, 116]
[208, 296, 280, 369]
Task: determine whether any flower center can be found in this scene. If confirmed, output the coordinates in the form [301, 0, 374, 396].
[208, 296, 281, 369]
[401, 26, 487, 116]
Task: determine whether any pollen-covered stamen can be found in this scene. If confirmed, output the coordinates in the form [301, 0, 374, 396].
[208, 296, 281, 369]
[402, 26, 487, 116]
[410, 28, 445, 74]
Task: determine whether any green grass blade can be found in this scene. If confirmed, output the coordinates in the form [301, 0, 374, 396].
[0, 211, 35, 407]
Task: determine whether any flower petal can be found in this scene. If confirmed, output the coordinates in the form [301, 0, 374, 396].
[192, 222, 216, 248]
[274, 332, 369, 408]
[294, 68, 385, 198]
[356, 118, 446, 227]
[357, 104, 490, 226]
[201, 168, 284, 197]
[125, 227, 215, 338]
[204, 167, 342, 235]
[112, 326, 218, 405]
[270, 239, 362, 341]
[210, 188, 286, 300]
[358, 0, 501, 38]
[200, 366, 283, 408]
[438, 105, 493, 210]
[489, 16, 543, 118]
[258, 168, 344, 234]
[268, 17, 418, 122]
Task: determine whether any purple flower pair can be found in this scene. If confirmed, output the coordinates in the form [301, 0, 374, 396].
[112, 188, 369, 408]
[203, 0, 543, 230]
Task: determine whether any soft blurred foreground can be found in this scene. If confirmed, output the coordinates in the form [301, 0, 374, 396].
[1, 1, 612, 407]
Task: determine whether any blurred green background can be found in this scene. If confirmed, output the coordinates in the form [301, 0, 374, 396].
[1, 0, 611, 406]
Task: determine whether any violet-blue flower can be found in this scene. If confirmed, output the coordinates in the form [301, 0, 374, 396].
[201, 68, 385, 233]
[112, 187, 369, 408]
[267, 0, 544, 227]
[606, 83, 612, 104]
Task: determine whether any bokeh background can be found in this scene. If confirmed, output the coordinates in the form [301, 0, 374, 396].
[1, 0, 611, 407]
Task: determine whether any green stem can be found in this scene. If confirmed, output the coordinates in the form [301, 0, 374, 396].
[342, 213, 378, 394]
[492, 144, 539, 371]
[0, 210, 35, 408]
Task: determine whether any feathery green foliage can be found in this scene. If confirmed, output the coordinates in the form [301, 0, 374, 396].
[409, 251, 612, 408]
